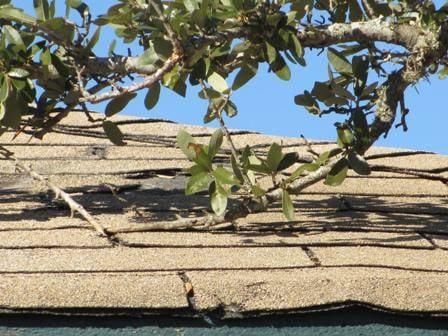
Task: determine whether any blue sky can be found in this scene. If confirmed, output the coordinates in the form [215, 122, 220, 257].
[15, 1, 448, 154]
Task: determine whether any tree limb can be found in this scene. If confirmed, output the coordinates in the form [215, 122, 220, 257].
[0, 146, 109, 237]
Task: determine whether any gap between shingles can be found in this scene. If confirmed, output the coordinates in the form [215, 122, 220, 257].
[1, 264, 448, 274]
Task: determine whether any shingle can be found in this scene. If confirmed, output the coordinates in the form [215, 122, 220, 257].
[313, 246, 448, 271]
[0, 273, 187, 309]
[0, 247, 313, 272]
[0, 229, 111, 248]
[189, 268, 448, 312]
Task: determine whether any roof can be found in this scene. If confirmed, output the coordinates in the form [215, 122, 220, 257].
[1, 112, 448, 318]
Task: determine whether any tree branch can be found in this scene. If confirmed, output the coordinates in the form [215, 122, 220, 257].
[0, 146, 109, 237]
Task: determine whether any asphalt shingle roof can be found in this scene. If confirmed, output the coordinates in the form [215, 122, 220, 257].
[1, 113, 447, 318]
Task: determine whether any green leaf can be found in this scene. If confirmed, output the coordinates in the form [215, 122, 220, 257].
[289, 33, 304, 62]
[208, 72, 228, 93]
[184, 0, 199, 12]
[3, 25, 25, 50]
[0, 76, 9, 104]
[7, 68, 29, 79]
[316, 148, 343, 166]
[40, 49, 52, 65]
[337, 126, 354, 147]
[287, 163, 319, 182]
[232, 63, 258, 91]
[265, 42, 277, 64]
[208, 128, 223, 159]
[105, 93, 137, 117]
[251, 185, 266, 197]
[224, 100, 238, 118]
[186, 171, 211, 195]
[213, 166, 239, 186]
[325, 158, 349, 186]
[144, 82, 161, 110]
[3, 89, 27, 129]
[277, 152, 299, 171]
[353, 109, 369, 146]
[0, 5, 36, 24]
[41, 18, 75, 44]
[348, 152, 371, 175]
[177, 129, 196, 160]
[282, 189, 295, 220]
[271, 55, 291, 81]
[33, 0, 50, 21]
[267, 143, 283, 172]
[210, 182, 228, 216]
[102, 120, 126, 146]
[86, 26, 101, 50]
[231, 154, 245, 184]
[328, 47, 352, 74]
[294, 91, 320, 115]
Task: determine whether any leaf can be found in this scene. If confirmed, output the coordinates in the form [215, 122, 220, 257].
[267, 143, 283, 172]
[277, 152, 299, 171]
[224, 100, 238, 118]
[325, 158, 349, 186]
[0, 76, 9, 104]
[186, 171, 211, 195]
[232, 62, 258, 91]
[231, 154, 245, 184]
[41, 18, 75, 44]
[213, 166, 239, 186]
[0, 5, 37, 24]
[102, 120, 126, 146]
[105, 93, 137, 117]
[3, 25, 25, 50]
[294, 91, 320, 115]
[3, 89, 27, 129]
[348, 152, 371, 175]
[349, 0, 364, 21]
[208, 72, 228, 93]
[289, 33, 304, 62]
[328, 47, 352, 74]
[282, 189, 295, 220]
[184, 0, 199, 12]
[287, 163, 319, 182]
[271, 55, 291, 81]
[7, 68, 29, 79]
[40, 49, 52, 65]
[177, 129, 196, 160]
[33, 0, 50, 21]
[208, 128, 223, 159]
[353, 109, 369, 146]
[210, 182, 228, 216]
[144, 82, 161, 110]
[251, 185, 266, 197]
[337, 126, 354, 147]
[316, 148, 343, 166]
[86, 26, 101, 50]
[265, 42, 277, 64]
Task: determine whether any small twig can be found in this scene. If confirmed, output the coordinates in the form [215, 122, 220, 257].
[0, 146, 108, 237]
[395, 97, 409, 132]
[300, 134, 320, 158]
[147, 0, 182, 53]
